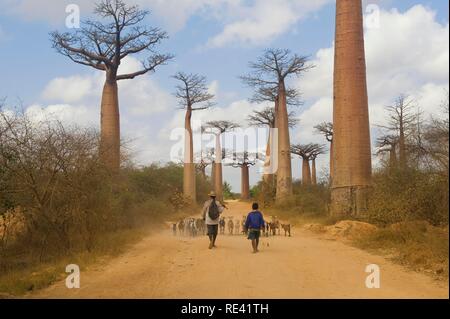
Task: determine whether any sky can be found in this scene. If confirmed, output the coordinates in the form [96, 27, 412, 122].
[0, 0, 449, 192]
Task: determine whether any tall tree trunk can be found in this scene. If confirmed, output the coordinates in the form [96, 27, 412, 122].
[272, 98, 279, 191]
[211, 159, 216, 186]
[329, 140, 334, 182]
[311, 158, 317, 185]
[331, 0, 372, 217]
[302, 158, 311, 185]
[399, 126, 407, 169]
[214, 134, 223, 202]
[389, 145, 397, 170]
[262, 125, 275, 186]
[183, 107, 196, 203]
[100, 73, 120, 170]
[276, 81, 293, 201]
[241, 165, 250, 200]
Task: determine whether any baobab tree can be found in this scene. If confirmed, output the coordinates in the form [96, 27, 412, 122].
[173, 72, 214, 203]
[332, 0, 372, 216]
[376, 135, 398, 170]
[247, 106, 298, 187]
[309, 144, 326, 185]
[227, 152, 257, 200]
[423, 94, 449, 173]
[379, 95, 417, 169]
[291, 143, 321, 185]
[242, 49, 313, 201]
[203, 121, 239, 201]
[314, 122, 333, 180]
[195, 148, 214, 180]
[51, 0, 173, 170]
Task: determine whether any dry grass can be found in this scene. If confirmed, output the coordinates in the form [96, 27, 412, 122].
[0, 226, 152, 296]
[0, 206, 201, 298]
[354, 221, 449, 279]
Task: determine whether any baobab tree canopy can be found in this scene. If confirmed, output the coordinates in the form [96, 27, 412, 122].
[247, 107, 299, 129]
[246, 84, 303, 107]
[205, 121, 240, 134]
[50, 0, 173, 170]
[173, 73, 215, 110]
[51, 0, 173, 79]
[241, 49, 313, 85]
[314, 122, 334, 142]
[291, 143, 325, 160]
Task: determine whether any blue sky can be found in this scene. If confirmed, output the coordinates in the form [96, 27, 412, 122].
[0, 0, 449, 191]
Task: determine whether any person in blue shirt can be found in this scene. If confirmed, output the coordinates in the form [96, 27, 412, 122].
[244, 203, 265, 253]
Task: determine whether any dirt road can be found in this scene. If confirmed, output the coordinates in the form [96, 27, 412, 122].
[34, 201, 448, 299]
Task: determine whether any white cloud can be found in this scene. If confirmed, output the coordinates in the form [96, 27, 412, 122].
[1, 0, 95, 25]
[25, 103, 98, 127]
[297, 4, 449, 132]
[3, 0, 330, 47]
[26, 56, 174, 167]
[206, 0, 331, 48]
[42, 75, 99, 103]
[40, 57, 173, 116]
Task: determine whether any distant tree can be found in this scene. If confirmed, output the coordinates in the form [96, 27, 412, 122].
[423, 92, 449, 173]
[247, 106, 298, 188]
[173, 72, 214, 203]
[241, 49, 314, 201]
[223, 181, 235, 200]
[291, 143, 325, 185]
[314, 122, 334, 180]
[309, 145, 327, 185]
[376, 134, 398, 170]
[202, 121, 239, 201]
[227, 152, 257, 200]
[378, 95, 417, 169]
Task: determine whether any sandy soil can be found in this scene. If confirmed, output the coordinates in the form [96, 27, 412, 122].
[33, 201, 449, 299]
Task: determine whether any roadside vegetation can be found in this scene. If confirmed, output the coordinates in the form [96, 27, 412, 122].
[0, 107, 211, 296]
[254, 94, 449, 279]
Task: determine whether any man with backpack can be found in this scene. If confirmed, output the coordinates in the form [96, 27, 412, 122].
[201, 191, 225, 249]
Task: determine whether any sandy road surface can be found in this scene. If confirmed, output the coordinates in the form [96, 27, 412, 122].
[33, 201, 448, 299]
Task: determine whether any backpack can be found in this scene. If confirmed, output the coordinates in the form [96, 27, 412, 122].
[208, 200, 220, 220]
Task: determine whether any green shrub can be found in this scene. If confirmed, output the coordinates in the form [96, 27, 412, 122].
[367, 168, 449, 226]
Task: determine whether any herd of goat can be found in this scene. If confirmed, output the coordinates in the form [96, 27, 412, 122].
[172, 217, 291, 237]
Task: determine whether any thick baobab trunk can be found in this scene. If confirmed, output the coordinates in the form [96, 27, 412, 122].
[241, 165, 250, 200]
[100, 74, 120, 170]
[302, 158, 311, 185]
[331, 0, 372, 217]
[311, 158, 317, 185]
[272, 98, 279, 190]
[329, 140, 334, 182]
[276, 81, 293, 201]
[183, 107, 196, 203]
[214, 134, 223, 201]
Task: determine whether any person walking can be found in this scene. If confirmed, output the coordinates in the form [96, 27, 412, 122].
[201, 191, 225, 249]
[244, 203, 265, 253]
